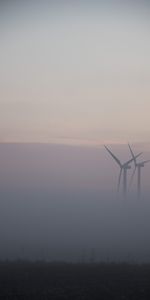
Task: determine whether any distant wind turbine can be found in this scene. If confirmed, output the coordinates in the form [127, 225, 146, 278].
[128, 144, 150, 199]
[104, 145, 141, 199]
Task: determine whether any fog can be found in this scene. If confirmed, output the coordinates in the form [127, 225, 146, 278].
[0, 143, 150, 263]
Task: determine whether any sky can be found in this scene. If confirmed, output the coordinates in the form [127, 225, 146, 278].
[0, 0, 150, 145]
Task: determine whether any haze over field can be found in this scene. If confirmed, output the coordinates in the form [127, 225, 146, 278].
[0, 1, 150, 262]
[0, 143, 150, 262]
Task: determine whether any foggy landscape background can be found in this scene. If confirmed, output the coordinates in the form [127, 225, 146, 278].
[0, 0, 150, 263]
[0, 143, 150, 263]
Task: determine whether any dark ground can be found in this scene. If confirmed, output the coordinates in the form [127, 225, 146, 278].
[0, 262, 150, 299]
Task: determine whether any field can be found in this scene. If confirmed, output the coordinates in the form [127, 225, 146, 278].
[0, 262, 150, 299]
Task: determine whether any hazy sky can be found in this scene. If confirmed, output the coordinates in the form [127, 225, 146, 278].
[0, 0, 150, 144]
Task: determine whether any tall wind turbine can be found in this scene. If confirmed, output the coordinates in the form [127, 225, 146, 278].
[104, 145, 141, 198]
[128, 144, 150, 199]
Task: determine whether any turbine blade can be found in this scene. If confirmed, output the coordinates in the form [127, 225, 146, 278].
[128, 144, 136, 167]
[124, 152, 142, 167]
[129, 167, 136, 188]
[104, 145, 122, 167]
[117, 169, 122, 192]
[142, 160, 150, 164]
[128, 143, 135, 158]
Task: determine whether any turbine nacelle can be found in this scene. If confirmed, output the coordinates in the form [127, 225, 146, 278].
[124, 165, 131, 170]
[138, 163, 144, 168]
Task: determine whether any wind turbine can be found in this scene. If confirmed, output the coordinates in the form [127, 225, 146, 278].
[104, 145, 141, 198]
[128, 144, 150, 199]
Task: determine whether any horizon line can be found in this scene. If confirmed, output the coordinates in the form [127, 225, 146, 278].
[0, 140, 149, 148]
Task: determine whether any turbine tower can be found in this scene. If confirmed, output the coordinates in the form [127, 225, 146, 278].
[104, 145, 141, 199]
[128, 144, 150, 199]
